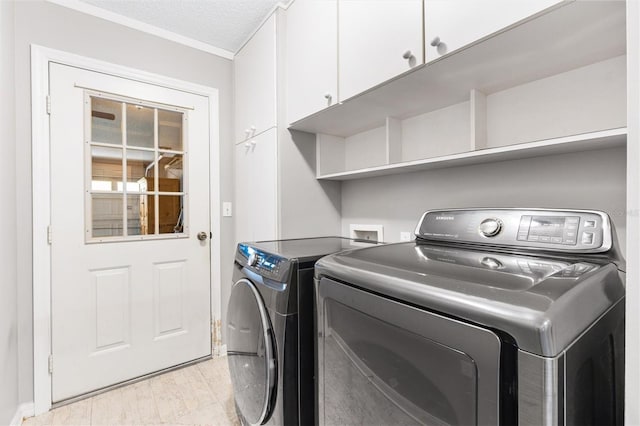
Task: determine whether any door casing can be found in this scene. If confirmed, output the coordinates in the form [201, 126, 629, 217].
[31, 45, 223, 415]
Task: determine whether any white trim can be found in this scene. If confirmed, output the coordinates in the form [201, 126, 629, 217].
[10, 402, 35, 426]
[234, 1, 289, 56]
[45, 0, 234, 60]
[31, 45, 223, 415]
[31, 45, 52, 417]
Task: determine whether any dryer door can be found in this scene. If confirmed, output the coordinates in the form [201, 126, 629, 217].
[227, 278, 277, 425]
[317, 277, 502, 425]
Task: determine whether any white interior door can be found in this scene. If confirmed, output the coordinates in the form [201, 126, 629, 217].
[49, 63, 212, 402]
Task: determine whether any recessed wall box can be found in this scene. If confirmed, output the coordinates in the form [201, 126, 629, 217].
[349, 224, 384, 245]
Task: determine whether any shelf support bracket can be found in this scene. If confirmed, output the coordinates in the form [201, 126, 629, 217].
[470, 89, 487, 150]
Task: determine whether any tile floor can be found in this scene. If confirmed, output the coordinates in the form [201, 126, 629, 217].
[23, 357, 239, 426]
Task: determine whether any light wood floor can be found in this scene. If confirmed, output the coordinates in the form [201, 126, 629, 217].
[23, 357, 239, 426]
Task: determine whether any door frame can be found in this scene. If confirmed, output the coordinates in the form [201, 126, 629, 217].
[31, 44, 223, 415]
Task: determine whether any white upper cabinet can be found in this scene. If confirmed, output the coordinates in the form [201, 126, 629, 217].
[424, 0, 563, 62]
[234, 13, 277, 143]
[286, 0, 338, 124]
[338, 0, 424, 102]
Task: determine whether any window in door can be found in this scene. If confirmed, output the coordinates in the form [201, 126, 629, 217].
[85, 92, 188, 242]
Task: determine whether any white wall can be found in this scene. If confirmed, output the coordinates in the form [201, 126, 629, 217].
[13, 0, 235, 406]
[341, 147, 627, 253]
[0, 0, 19, 424]
[278, 130, 342, 238]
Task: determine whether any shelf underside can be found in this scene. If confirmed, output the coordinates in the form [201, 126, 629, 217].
[290, 1, 626, 138]
[317, 129, 626, 181]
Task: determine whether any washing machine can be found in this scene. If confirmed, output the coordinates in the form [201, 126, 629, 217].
[315, 209, 625, 426]
[226, 237, 377, 426]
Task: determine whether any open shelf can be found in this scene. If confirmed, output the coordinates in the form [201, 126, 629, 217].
[289, 1, 626, 138]
[316, 128, 626, 181]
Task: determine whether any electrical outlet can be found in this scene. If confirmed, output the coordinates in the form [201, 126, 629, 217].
[400, 232, 412, 242]
[222, 202, 232, 217]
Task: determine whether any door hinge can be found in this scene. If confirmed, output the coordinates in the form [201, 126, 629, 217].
[47, 225, 52, 245]
[46, 95, 51, 115]
[48, 355, 53, 374]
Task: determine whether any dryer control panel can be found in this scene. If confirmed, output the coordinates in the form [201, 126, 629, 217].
[415, 209, 613, 253]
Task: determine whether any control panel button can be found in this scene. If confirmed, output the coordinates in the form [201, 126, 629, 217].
[566, 217, 580, 225]
[479, 218, 503, 237]
[582, 232, 594, 245]
[584, 220, 596, 228]
[481, 257, 503, 269]
[247, 252, 259, 267]
[517, 215, 531, 241]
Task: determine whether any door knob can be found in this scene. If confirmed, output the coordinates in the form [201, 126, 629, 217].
[197, 232, 208, 241]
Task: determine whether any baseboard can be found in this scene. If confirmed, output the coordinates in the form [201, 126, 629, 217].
[10, 402, 35, 426]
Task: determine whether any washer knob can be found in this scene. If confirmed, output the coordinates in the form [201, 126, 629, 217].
[479, 218, 502, 237]
[247, 252, 259, 267]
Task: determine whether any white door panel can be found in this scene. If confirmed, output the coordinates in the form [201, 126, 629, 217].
[50, 63, 211, 402]
[339, 0, 423, 101]
[234, 128, 278, 243]
[425, 0, 562, 62]
[234, 13, 277, 142]
[234, 141, 253, 243]
[252, 129, 278, 242]
[286, 0, 338, 123]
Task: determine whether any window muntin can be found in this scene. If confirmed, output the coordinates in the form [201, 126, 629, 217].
[86, 92, 188, 242]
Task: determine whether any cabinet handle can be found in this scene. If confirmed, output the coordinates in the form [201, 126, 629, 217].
[250, 125, 256, 137]
[430, 36, 441, 47]
[244, 128, 251, 136]
[324, 93, 332, 100]
[402, 50, 414, 60]
[251, 140, 257, 151]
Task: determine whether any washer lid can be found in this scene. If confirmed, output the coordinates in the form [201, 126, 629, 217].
[315, 242, 624, 357]
[227, 279, 277, 425]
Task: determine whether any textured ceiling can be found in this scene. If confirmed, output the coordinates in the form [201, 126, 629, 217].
[78, 0, 281, 53]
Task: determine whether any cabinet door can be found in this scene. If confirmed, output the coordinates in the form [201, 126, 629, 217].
[339, 0, 423, 102]
[286, 0, 338, 124]
[251, 128, 278, 241]
[234, 13, 277, 143]
[424, 0, 562, 62]
[234, 128, 278, 243]
[234, 140, 254, 243]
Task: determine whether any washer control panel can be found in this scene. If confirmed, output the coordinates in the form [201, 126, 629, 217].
[236, 243, 292, 282]
[415, 209, 613, 253]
